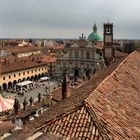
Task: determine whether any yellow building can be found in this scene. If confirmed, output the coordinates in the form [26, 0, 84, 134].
[0, 42, 57, 92]
[0, 55, 56, 91]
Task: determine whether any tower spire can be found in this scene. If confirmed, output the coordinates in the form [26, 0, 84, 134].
[93, 22, 97, 33]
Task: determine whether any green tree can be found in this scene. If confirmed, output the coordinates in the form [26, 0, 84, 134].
[123, 41, 136, 53]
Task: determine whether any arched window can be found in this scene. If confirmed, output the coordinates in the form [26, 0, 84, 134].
[69, 50, 72, 58]
[86, 52, 90, 59]
[75, 51, 79, 58]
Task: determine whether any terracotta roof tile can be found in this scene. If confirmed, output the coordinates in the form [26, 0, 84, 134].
[0, 45, 42, 54]
[0, 55, 56, 74]
[6, 55, 127, 139]
[34, 132, 64, 140]
[42, 56, 57, 63]
[85, 51, 140, 140]
[0, 121, 15, 136]
[43, 106, 107, 139]
[47, 44, 64, 50]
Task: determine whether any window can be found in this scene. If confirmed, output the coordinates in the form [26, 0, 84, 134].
[31, 70, 33, 73]
[27, 71, 29, 74]
[9, 75, 11, 79]
[3, 77, 5, 80]
[74, 51, 79, 58]
[19, 73, 20, 76]
[42, 68, 44, 70]
[86, 52, 90, 59]
[35, 70, 37, 72]
[14, 74, 16, 77]
[81, 50, 84, 58]
[39, 69, 40, 71]
[23, 72, 25, 75]
[69, 50, 72, 58]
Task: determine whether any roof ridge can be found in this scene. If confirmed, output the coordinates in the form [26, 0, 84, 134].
[34, 104, 84, 133]
[84, 51, 140, 139]
[84, 101, 112, 140]
[85, 51, 139, 102]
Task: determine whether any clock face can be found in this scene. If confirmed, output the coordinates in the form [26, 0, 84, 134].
[105, 35, 112, 42]
[106, 28, 111, 34]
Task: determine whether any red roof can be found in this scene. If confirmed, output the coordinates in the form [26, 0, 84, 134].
[47, 44, 64, 50]
[6, 55, 125, 139]
[85, 51, 140, 139]
[0, 121, 15, 136]
[0, 55, 56, 74]
[42, 56, 57, 63]
[0, 45, 42, 54]
[5, 52, 140, 139]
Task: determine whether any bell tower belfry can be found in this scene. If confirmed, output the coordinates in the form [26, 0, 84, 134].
[103, 22, 115, 58]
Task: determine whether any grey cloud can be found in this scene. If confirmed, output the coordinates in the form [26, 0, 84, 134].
[0, 0, 140, 38]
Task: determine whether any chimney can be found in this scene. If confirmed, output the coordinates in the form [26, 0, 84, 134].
[62, 73, 67, 100]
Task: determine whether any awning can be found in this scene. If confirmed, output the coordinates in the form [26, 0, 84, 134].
[0, 96, 14, 112]
[16, 81, 33, 87]
[39, 76, 49, 81]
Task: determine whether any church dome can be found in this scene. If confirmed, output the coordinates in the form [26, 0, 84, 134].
[88, 24, 102, 42]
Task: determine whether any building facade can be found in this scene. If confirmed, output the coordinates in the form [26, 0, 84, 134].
[0, 59, 48, 91]
[55, 34, 104, 78]
[0, 55, 56, 92]
[0, 45, 42, 58]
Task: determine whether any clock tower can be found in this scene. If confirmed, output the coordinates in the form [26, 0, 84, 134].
[103, 22, 114, 58]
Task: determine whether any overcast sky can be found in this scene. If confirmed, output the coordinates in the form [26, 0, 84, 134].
[0, 0, 140, 39]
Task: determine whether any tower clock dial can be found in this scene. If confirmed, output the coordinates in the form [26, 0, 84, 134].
[106, 28, 111, 34]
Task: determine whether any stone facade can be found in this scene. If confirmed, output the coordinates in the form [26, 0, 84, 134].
[55, 36, 104, 78]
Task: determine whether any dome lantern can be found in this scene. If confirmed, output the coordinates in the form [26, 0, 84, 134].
[88, 24, 102, 43]
[93, 24, 97, 33]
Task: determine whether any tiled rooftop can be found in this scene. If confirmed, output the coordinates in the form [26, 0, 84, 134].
[5, 51, 140, 139]
[41, 56, 57, 63]
[47, 44, 64, 50]
[0, 45, 42, 54]
[34, 132, 64, 140]
[0, 121, 15, 136]
[0, 55, 56, 74]
[85, 51, 140, 140]
[115, 50, 128, 57]
[5, 54, 126, 139]
[43, 106, 106, 140]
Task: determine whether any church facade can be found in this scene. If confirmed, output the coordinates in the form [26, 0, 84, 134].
[55, 33, 104, 78]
